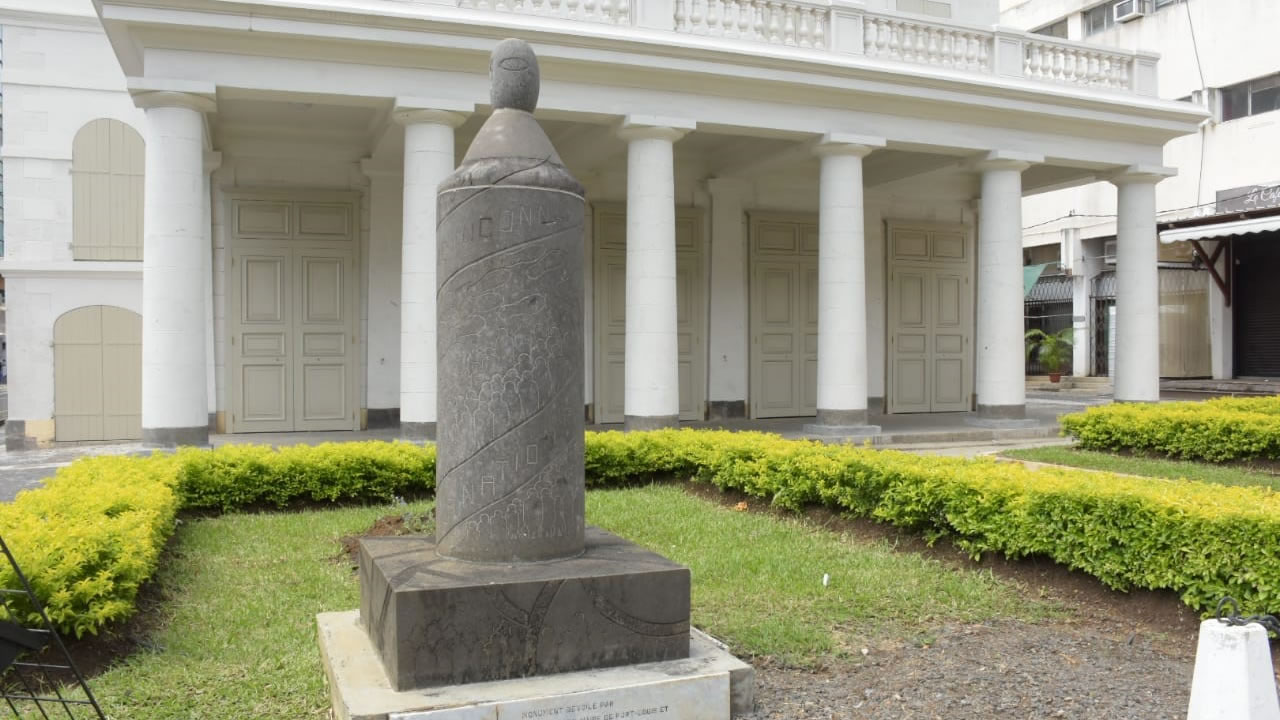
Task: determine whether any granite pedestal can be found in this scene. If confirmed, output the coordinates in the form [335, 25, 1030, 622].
[320, 611, 754, 720]
[359, 527, 691, 691]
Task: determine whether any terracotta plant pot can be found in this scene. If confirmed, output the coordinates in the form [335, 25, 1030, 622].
[1049, 372, 1062, 383]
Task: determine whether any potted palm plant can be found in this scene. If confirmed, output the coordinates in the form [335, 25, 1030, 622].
[1025, 328, 1074, 383]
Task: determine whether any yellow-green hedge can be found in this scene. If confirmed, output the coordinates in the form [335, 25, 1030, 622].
[9, 430, 1280, 637]
[0, 454, 182, 638]
[1, 441, 435, 637]
[175, 441, 436, 512]
[1060, 395, 1280, 462]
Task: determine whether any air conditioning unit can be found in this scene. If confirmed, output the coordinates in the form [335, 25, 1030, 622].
[1114, 0, 1151, 23]
[1103, 239, 1117, 264]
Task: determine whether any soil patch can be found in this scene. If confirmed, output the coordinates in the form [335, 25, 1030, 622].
[336, 511, 433, 564]
[677, 482, 1280, 718]
[743, 620, 1196, 719]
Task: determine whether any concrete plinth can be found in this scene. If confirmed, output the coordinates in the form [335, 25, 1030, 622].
[359, 527, 691, 691]
[319, 610, 754, 720]
[1186, 619, 1280, 720]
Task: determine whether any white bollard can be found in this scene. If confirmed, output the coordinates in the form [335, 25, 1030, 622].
[1187, 619, 1280, 720]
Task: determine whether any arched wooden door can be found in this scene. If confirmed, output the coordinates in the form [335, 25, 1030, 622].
[54, 306, 142, 441]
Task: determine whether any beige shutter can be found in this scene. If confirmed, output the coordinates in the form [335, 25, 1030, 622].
[54, 306, 142, 441]
[72, 119, 144, 261]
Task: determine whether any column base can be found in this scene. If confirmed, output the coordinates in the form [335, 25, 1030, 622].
[400, 421, 436, 442]
[5, 420, 53, 451]
[366, 408, 400, 430]
[707, 400, 747, 421]
[803, 408, 880, 437]
[142, 425, 210, 448]
[965, 404, 1040, 429]
[624, 415, 679, 432]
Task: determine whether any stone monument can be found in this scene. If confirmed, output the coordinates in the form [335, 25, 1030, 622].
[355, 39, 697, 692]
[433, 37, 586, 564]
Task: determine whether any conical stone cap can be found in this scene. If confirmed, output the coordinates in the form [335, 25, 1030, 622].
[439, 39, 584, 196]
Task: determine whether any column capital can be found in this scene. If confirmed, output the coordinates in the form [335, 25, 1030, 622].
[131, 90, 216, 114]
[203, 151, 222, 175]
[813, 133, 885, 158]
[392, 97, 471, 128]
[617, 115, 695, 143]
[972, 150, 1042, 173]
[1110, 164, 1176, 186]
[127, 78, 216, 113]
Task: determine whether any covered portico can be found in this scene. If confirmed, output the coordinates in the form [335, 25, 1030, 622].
[90, 0, 1202, 446]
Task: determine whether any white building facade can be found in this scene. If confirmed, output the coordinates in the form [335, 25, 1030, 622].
[0, 0, 1199, 447]
[1002, 0, 1280, 382]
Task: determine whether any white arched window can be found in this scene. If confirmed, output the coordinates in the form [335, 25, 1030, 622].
[72, 119, 144, 261]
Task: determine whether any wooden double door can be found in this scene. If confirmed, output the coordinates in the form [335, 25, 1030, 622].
[887, 224, 973, 413]
[749, 215, 819, 418]
[593, 206, 706, 424]
[229, 200, 358, 432]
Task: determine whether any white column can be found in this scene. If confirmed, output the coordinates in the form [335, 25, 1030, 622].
[360, 160, 405, 424]
[203, 151, 221, 431]
[973, 151, 1040, 423]
[1064, 228, 1102, 376]
[809, 134, 884, 432]
[706, 177, 749, 420]
[1112, 168, 1170, 402]
[617, 116, 693, 431]
[394, 103, 467, 440]
[136, 91, 216, 446]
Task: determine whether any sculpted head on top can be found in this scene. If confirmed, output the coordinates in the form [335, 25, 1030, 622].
[490, 38, 540, 113]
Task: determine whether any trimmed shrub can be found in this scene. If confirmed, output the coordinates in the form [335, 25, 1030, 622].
[1060, 396, 1280, 462]
[0, 441, 435, 637]
[0, 454, 182, 638]
[10, 429, 1280, 636]
[175, 441, 436, 512]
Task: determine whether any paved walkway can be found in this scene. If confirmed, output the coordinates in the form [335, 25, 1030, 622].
[0, 402, 1079, 502]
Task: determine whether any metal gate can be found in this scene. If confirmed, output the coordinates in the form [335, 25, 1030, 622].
[1091, 272, 1116, 377]
[1025, 274, 1074, 375]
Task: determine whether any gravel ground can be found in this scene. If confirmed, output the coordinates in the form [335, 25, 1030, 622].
[743, 620, 1196, 719]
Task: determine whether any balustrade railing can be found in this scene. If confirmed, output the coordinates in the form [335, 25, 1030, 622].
[673, 0, 828, 49]
[458, 0, 632, 26]
[1022, 38, 1133, 91]
[444, 0, 1157, 97]
[862, 14, 990, 72]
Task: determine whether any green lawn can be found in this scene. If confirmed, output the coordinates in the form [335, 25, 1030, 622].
[75, 485, 1056, 719]
[1003, 445, 1280, 490]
